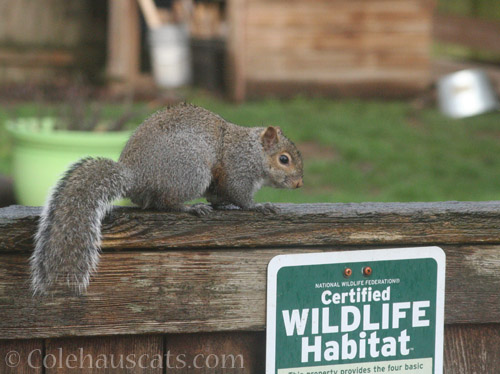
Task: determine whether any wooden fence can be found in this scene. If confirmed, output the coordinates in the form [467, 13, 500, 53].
[0, 202, 499, 373]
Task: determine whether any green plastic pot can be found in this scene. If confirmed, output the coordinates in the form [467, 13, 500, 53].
[6, 118, 133, 206]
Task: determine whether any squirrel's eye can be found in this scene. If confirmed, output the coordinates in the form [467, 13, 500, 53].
[279, 155, 289, 165]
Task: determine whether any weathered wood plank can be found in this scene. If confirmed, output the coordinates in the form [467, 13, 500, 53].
[245, 33, 430, 54]
[245, 65, 429, 82]
[165, 332, 265, 373]
[245, 79, 429, 99]
[163, 325, 500, 374]
[444, 324, 500, 373]
[0, 339, 43, 373]
[247, 1, 430, 16]
[0, 244, 499, 339]
[4, 326, 497, 373]
[247, 8, 432, 32]
[246, 35, 430, 54]
[1, 202, 499, 253]
[45, 335, 163, 373]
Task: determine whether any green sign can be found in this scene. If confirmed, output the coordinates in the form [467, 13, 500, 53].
[266, 247, 445, 374]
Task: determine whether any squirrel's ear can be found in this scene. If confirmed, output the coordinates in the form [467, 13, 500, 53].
[261, 126, 279, 149]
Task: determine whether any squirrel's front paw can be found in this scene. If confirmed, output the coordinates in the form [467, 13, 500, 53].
[252, 203, 278, 215]
[187, 203, 213, 217]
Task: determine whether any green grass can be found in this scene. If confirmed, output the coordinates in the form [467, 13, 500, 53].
[189, 94, 500, 203]
[2, 96, 500, 204]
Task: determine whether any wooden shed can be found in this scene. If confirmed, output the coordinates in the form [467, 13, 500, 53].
[107, 0, 435, 100]
[227, 0, 435, 100]
[0, 0, 435, 100]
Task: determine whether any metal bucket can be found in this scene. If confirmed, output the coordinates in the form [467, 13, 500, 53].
[148, 24, 191, 88]
[437, 69, 499, 118]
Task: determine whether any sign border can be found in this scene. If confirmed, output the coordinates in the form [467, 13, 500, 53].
[266, 246, 446, 374]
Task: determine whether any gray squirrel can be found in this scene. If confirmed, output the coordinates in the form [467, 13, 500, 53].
[31, 103, 303, 295]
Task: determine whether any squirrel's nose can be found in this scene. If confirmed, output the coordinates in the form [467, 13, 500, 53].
[295, 179, 303, 188]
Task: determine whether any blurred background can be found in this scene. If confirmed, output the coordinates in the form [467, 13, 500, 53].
[0, 0, 499, 207]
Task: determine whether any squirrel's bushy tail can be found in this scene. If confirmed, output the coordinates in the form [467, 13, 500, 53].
[30, 157, 133, 295]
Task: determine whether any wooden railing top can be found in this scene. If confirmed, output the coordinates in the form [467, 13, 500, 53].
[0, 202, 499, 339]
[1, 201, 500, 253]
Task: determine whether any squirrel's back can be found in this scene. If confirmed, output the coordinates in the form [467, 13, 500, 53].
[119, 103, 241, 209]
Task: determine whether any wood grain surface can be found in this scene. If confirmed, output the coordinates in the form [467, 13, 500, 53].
[0, 244, 499, 339]
[1, 202, 499, 372]
[444, 324, 500, 373]
[165, 332, 265, 374]
[45, 335, 163, 374]
[231, 0, 434, 98]
[1, 326, 498, 373]
[0, 339, 43, 374]
[1, 202, 500, 253]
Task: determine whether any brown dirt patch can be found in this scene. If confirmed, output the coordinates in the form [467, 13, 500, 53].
[297, 141, 339, 161]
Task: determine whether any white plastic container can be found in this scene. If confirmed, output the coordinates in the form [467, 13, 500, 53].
[148, 24, 191, 88]
[437, 69, 499, 118]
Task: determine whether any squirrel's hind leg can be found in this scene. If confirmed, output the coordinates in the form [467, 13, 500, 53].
[132, 161, 214, 216]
